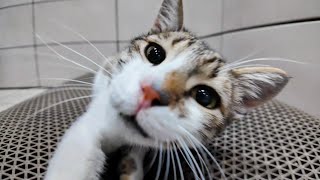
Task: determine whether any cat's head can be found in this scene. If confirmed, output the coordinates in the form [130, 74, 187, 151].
[105, 0, 289, 148]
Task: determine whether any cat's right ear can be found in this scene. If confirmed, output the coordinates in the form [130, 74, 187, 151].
[230, 67, 289, 116]
[150, 0, 184, 33]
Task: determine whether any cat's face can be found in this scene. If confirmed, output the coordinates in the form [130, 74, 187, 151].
[105, 0, 288, 148]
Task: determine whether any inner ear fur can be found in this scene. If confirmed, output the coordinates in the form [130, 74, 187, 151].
[150, 0, 184, 33]
[231, 67, 289, 109]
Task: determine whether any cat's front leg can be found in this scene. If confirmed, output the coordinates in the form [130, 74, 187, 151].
[44, 115, 107, 180]
[45, 110, 125, 180]
[119, 148, 147, 180]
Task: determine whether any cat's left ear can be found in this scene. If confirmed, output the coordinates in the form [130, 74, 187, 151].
[150, 0, 184, 33]
[230, 67, 289, 114]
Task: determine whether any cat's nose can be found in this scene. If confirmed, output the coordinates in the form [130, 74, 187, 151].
[135, 84, 168, 114]
[141, 84, 160, 105]
[142, 84, 170, 106]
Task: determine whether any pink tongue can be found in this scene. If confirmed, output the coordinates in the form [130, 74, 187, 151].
[135, 100, 151, 114]
[135, 84, 160, 114]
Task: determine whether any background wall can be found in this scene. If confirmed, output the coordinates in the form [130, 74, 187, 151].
[0, 0, 319, 116]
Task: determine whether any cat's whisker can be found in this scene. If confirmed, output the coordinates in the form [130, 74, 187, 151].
[47, 87, 92, 92]
[59, 84, 91, 88]
[77, 76, 96, 81]
[42, 37, 112, 76]
[155, 144, 163, 180]
[196, 145, 225, 180]
[26, 95, 94, 120]
[196, 144, 214, 180]
[52, 21, 115, 70]
[44, 61, 94, 73]
[178, 138, 205, 180]
[176, 138, 200, 180]
[11, 51, 61, 58]
[145, 150, 159, 174]
[164, 143, 171, 180]
[222, 57, 307, 73]
[222, 50, 263, 69]
[41, 78, 94, 86]
[239, 57, 306, 66]
[173, 142, 184, 180]
[179, 127, 226, 180]
[185, 136, 212, 180]
[169, 144, 177, 180]
[219, 64, 271, 73]
[36, 34, 98, 74]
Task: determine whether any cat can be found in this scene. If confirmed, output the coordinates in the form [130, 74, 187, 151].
[44, 0, 289, 179]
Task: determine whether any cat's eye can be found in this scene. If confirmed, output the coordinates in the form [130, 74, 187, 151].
[144, 43, 166, 65]
[190, 85, 220, 109]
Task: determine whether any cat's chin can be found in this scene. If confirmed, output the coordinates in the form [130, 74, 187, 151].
[136, 107, 182, 142]
[120, 114, 150, 138]
[119, 109, 181, 147]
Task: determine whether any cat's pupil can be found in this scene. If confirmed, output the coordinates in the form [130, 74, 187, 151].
[191, 85, 220, 109]
[145, 43, 166, 65]
[196, 89, 213, 106]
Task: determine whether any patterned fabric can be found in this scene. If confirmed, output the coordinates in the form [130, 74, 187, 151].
[0, 86, 319, 180]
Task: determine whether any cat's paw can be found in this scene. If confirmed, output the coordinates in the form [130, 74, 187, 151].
[119, 156, 139, 180]
[118, 148, 146, 180]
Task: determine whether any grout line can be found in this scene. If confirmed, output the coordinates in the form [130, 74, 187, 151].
[115, 0, 120, 52]
[0, 44, 32, 51]
[0, 17, 319, 51]
[31, 0, 41, 86]
[0, 86, 44, 90]
[0, 0, 73, 11]
[219, 0, 224, 52]
[0, 40, 124, 51]
[0, 2, 30, 10]
[198, 17, 320, 39]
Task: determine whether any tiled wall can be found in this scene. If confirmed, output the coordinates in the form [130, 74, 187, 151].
[0, 0, 222, 88]
[0, 0, 319, 116]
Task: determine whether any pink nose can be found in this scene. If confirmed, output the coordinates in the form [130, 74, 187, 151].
[135, 84, 160, 114]
[142, 85, 160, 103]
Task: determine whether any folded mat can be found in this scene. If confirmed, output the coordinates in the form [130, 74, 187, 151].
[0, 85, 319, 180]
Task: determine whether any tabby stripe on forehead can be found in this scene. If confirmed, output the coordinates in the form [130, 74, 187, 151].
[187, 38, 197, 47]
[171, 37, 188, 46]
[131, 43, 140, 53]
[162, 32, 171, 39]
[118, 58, 126, 66]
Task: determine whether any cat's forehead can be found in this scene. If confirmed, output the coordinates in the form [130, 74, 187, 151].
[130, 31, 225, 69]
[123, 32, 227, 86]
[132, 31, 202, 50]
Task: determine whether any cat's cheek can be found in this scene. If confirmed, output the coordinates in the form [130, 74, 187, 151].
[109, 90, 139, 115]
[108, 61, 151, 115]
[108, 77, 142, 115]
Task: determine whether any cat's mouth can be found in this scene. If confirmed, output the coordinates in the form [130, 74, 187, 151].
[121, 114, 150, 138]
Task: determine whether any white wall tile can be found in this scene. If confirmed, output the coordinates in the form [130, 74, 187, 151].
[203, 36, 221, 52]
[37, 43, 117, 86]
[0, 48, 39, 87]
[118, 42, 130, 52]
[0, 5, 33, 48]
[184, 0, 222, 37]
[35, 0, 116, 43]
[0, 0, 31, 7]
[223, 0, 320, 31]
[222, 21, 320, 117]
[118, 0, 222, 41]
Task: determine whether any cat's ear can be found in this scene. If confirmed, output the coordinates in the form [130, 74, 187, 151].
[230, 67, 289, 114]
[150, 0, 184, 33]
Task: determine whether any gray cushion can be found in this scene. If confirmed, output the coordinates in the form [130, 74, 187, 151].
[0, 86, 319, 179]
